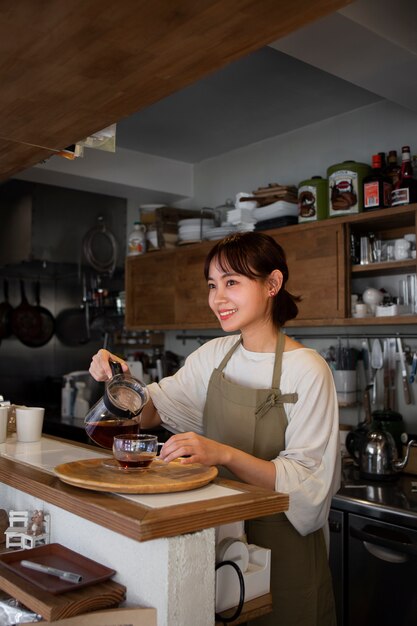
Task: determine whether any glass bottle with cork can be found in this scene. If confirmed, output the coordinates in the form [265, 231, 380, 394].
[391, 145, 417, 207]
[363, 154, 392, 211]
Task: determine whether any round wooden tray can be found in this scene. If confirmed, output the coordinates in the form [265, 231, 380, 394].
[54, 458, 218, 493]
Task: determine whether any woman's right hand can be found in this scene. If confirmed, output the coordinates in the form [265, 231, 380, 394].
[89, 349, 129, 381]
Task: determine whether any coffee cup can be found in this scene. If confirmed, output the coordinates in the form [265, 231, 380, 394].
[15, 407, 45, 443]
[113, 433, 158, 469]
[0, 406, 9, 443]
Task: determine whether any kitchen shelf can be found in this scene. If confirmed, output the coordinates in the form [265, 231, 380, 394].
[351, 259, 417, 276]
[125, 203, 417, 330]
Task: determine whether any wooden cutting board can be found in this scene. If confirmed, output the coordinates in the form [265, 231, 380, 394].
[54, 458, 218, 494]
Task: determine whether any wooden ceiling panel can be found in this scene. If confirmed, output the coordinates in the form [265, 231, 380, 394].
[0, 0, 352, 180]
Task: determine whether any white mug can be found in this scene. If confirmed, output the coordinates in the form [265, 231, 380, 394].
[355, 303, 369, 318]
[0, 406, 9, 444]
[332, 370, 357, 405]
[15, 407, 45, 443]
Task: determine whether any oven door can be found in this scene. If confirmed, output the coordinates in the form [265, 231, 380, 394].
[348, 513, 417, 626]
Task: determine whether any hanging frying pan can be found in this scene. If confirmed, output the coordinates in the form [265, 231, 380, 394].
[26, 280, 55, 347]
[55, 306, 91, 346]
[11, 279, 42, 345]
[0, 279, 13, 339]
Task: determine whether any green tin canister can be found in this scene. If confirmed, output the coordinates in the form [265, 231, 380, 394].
[298, 176, 328, 222]
[327, 160, 371, 217]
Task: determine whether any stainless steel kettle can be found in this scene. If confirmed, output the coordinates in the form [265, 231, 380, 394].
[84, 360, 149, 449]
[359, 426, 417, 480]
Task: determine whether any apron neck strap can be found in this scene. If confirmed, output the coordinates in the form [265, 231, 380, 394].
[217, 337, 242, 371]
[217, 332, 286, 389]
[271, 331, 286, 389]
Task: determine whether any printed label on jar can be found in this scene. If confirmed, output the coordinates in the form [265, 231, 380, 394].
[391, 187, 410, 206]
[329, 170, 359, 215]
[364, 181, 380, 208]
[298, 185, 317, 221]
[128, 240, 145, 255]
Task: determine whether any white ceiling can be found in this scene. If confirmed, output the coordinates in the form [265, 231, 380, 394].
[114, 0, 417, 164]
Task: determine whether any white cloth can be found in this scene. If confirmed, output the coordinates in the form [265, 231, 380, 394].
[148, 335, 341, 536]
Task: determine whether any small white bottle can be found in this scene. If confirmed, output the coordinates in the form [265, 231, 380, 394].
[73, 382, 90, 419]
[61, 376, 73, 418]
[127, 222, 146, 256]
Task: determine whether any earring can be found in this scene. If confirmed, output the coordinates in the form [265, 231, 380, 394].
[269, 290, 276, 297]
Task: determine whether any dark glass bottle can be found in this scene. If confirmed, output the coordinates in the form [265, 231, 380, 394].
[391, 145, 417, 207]
[378, 151, 387, 170]
[363, 154, 392, 211]
[384, 150, 400, 186]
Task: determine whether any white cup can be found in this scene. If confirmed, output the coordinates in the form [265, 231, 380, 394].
[0, 406, 9, 443]
[355, 303, 369, 318]
[332, 370, 357, 405]
[15, 407, 45, 443]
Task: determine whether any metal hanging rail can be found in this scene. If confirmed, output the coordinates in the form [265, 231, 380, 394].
[176, 331, 417, 343]
[287, 331, 417, 340]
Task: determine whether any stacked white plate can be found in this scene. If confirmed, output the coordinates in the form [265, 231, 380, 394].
[205, 224, 236, 240]
[253, 201, 299, 221]
[178, 218, 215, 243]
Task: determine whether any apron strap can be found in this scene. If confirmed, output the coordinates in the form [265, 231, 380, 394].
[255, 391, 298, 419]
[271, 331, 286, 388]
[217, 337, 242, 372]
[255, 332, 298, 419]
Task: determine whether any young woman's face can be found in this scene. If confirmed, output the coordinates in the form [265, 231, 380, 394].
[207, 258, 272, 333]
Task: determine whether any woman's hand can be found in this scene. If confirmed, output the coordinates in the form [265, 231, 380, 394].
[160, 431, 277, 490]
[159, 432, 230, 467]
[89, 349, 129, 381]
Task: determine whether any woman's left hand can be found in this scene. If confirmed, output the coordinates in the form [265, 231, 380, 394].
[159, 432, 228, 466]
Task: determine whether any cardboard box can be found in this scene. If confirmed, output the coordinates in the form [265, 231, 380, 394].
[21, 607, 157, 626]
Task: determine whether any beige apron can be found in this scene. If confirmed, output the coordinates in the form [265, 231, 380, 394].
[203, 333, 336, 626]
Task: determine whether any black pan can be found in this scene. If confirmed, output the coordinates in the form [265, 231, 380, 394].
[27, 281, 55, 347]
[0, 279, 13, 339]
[11, 280, 42, 345]
[55, 306, 90, 346]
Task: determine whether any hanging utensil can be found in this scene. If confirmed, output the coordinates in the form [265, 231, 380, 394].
[388, 337, 397, 411]
[382, 339, 390, 410]
[361, 338, 371, 386]
[29, 281, 55, 347]
[370, 339, 383, 406]
[11, 280, 42, 346]
[397, 337, 411, 405]
[0, 279, 13, 339]
[410, 352, 417, 384]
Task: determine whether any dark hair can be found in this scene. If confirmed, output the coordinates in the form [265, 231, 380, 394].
[204, 231, 300, 327]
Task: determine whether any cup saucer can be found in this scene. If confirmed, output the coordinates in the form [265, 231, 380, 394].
[101, 458, 155, 472]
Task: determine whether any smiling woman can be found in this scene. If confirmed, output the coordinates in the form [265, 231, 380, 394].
[89, 231, 340, 626]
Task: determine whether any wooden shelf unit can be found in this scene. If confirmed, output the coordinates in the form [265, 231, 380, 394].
[125, 204, 417, 330]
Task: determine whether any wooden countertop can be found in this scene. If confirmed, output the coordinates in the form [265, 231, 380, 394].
[0, 438, 288, 542]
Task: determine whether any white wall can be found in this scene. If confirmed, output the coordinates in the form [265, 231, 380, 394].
[165, 99, 417, 435]
[188, 99, 417, 208]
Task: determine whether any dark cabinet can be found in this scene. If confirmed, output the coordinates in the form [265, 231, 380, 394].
[329, 508, 345, 626]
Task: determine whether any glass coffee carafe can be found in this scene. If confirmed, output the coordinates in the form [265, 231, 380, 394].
[84, 360, 149, 449]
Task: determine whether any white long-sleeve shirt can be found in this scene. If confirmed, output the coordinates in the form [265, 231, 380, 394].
[148, 335, 341, 535]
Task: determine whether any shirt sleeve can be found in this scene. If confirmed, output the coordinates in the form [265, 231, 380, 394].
[147, 336, 238, 434]
[274, 351, 341, 535]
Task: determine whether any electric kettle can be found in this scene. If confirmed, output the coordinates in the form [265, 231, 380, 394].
[84, 360, 149, 448]
[359, 427, 417, 481]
